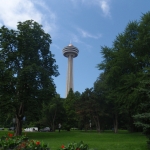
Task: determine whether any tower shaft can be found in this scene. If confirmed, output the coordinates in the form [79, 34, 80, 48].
[66, 55, 73, 97]
[62, 44, 79, 98]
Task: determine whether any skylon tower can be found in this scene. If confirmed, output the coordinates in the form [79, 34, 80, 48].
[62, 44, 79, 97]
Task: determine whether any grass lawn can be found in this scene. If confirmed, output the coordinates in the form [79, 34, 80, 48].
[0, 130, 148, 150]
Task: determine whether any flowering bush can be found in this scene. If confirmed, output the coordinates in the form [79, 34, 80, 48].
[59, 141, 93, 150]
[0, 133, 50, 150]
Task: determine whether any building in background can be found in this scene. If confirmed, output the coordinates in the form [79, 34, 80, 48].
[62, 44, 79, 97]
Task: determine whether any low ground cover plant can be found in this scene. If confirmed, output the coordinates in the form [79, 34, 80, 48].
[0, 133, 93, 150]
[59, 141, 93, 150]
[0, 133, 50, 150]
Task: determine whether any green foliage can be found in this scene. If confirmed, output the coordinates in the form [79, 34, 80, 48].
[0, 133, 49, 150]
[133, 70, 150, 149]
[0, 20, 59, 135]
[59, 141, 92, 150]
[39, 94, 65, 131]
[64, 89, 78, 131]
[75, 87, 108, 132]
[96, 11, 150, 132]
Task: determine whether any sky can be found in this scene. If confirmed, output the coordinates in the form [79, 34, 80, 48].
[0, 0, 150, 98]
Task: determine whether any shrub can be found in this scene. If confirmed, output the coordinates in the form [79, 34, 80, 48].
[0, 133, 50, 150]
[59, 141, 94, 150]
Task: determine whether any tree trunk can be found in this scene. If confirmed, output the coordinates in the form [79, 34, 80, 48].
[93, 116, 101, 133]
[15, 102, 24, 136]
[50, 119, 55, 132]
[50, 108, 57, 132]
[113, 113, 118, 133]
[15, 117, 23, 136]
[52, 109, 57, 131]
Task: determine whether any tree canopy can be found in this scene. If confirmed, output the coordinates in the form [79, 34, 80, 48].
[96, 11, 150, 145]
[0, 20, 59, 135]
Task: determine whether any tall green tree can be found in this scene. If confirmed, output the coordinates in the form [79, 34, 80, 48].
[97, 11, 150, 132]
[133, 11, 150, 148]
[75, 88, 92, 131]
[76, 87, 107, 132]
[64, 89, 77, 131]
[133, 70, 150, 148]
[0, 20, 59, 135]
[94, 73, 113, 131]
[40, 94, 65, 131]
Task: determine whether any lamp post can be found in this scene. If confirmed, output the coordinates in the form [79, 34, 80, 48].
[12, 118, 16, 131]
[22, 116, 26, 130]
[22, 116, 26, 122]
[89, 120, 91, 130]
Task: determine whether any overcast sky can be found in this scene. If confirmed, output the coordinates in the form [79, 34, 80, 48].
[0, 0, 150, 98]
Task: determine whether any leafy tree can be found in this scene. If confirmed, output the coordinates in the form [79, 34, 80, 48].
[133, 11, 150, 148]
[97, 13, 150, 132]
[74, 91, 81, 100]
[0, 59, 14, 127]
[133, 73, 150, 148]
[75, 88, 92, 131]
[0, 20, 59, 135]
[64, 88, 77, 131]
[40, 94, 65, 131]
[76, 87, 107, 132]
[94, 73, 114, 131]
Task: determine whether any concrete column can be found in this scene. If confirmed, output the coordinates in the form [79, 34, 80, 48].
[66, 55, 73, 97]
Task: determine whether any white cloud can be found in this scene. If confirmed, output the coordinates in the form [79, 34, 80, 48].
[72, 34, 81, 43]
[77, 28, 102, 39]
[98, 0, 111, 17]
[0, 0, 40, 28]
[71, 0, 111, 17]
[87, 0, 111, 17]
[0, 0, 57, 34]
[69, 33, 93, 52]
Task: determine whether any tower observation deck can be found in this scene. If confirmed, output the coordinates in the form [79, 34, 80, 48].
[63, 44, 79, 97]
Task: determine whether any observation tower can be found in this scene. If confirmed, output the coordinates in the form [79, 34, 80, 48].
[63, 43, 79, 97]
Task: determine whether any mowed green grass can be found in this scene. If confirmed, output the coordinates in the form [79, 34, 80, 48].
[0, 130, 148, 150]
